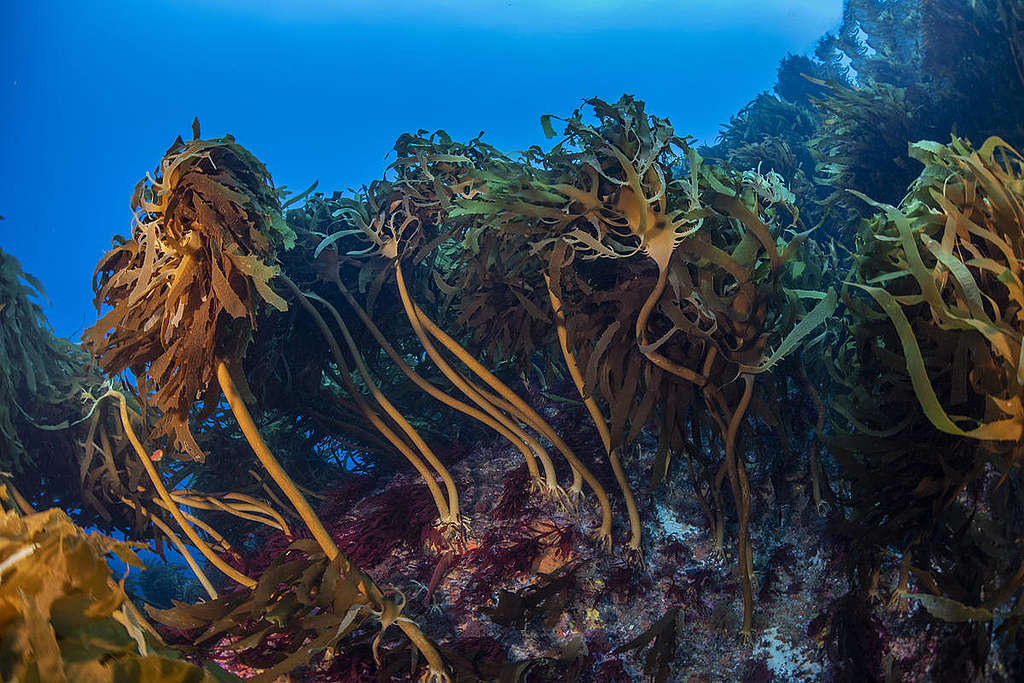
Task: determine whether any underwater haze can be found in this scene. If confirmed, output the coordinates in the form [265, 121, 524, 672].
[1, 0, 839, 337]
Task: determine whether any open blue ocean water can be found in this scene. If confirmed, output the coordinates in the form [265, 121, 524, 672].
[2, 0, 839, 338]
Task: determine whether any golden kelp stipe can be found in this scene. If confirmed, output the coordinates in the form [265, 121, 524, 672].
[311, 96, 836, 637]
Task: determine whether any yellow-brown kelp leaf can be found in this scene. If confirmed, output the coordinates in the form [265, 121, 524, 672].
[0, 502, 236, 682]
[612, 607, 681, 683]
[85, 130, 292, 459]
[847, 137, 1024, 443]
[147, 540, 426, 682]
[835, 135, 1024, 633]
[909, 594, 995, 623]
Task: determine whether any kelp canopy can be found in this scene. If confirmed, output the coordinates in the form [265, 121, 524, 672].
[0, 95, 837, 678]
[296, 96, 836, 637]
[85, 130, 292, 460]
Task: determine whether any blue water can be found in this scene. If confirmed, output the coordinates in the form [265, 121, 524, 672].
[0, 0, 840, 338]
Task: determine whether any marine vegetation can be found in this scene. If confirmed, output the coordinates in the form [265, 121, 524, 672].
[0, 485, 238, 682]
[81, 123, 449, 680]
[296, 94, 835, 640]
[7, 1, 1024, 678]
[832, 135, 1024, 674]
[704, 0, 1024, 238]
[0, 244, 105, 516]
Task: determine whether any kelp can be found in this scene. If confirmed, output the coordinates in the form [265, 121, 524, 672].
[612, 607, 681, 683]
[834, 136, 1024, 642]
[449, 96, 831, 634]
[0, 491, 237, 682]
[149, 539, 434, 683]
[9, 3, 1024, 670]
[304, 95, 835, 638]
[81, 126, 449, 680]
[847, 136, 1024, 443]
[820, 0, 924, 87]
[703, 1, 1024, 244]
[484, 562, 579, 630]
[0, 245, 117, 518]
[808, 78, 946, 221]
[707, 92, 824, 226]
[922, 0, 1024, 142]
[807, 0, 1024, 226]
[85, 126, 291, 459]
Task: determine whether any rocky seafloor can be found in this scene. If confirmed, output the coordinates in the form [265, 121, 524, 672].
[157, 410, 1021, 682]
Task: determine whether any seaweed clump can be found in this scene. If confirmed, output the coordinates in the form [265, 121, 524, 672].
[834, 135, 1024, 666]
[0, 487, 237, 682]
[0, 244, 102, 515]
[85, 127, 291, 458]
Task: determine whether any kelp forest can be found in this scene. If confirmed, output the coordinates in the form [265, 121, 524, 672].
[4, 1, 1024, 680]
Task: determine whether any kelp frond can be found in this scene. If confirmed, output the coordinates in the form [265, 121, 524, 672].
[85, 131, 290, 459]
[0, 497, 237, 681]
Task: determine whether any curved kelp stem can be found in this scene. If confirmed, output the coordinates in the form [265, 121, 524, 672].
[411, 298, 612, 537]
[150, 497, 238, 555]
[459, 378, 583, 501]
[216, 359, 341, 559]
[217, 358, 450, 680]
[119, 496, 218, 600]
[724, 374, 756, 641]
[168, 492, 289, 533]
[546, 276, 642, 556]
[635, 266, 709, 387]
[396, 262, 613, 546]
[391, 263, 565, 498]
[4, 481, 35, 516]
[328, 273, 550, 490]
[110, 390, 257, 589]
[279, 275, 452, 525]
[305, 290, 463, 531]
[799, 363, 829, 515]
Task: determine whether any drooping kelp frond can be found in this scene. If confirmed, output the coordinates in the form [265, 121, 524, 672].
[0, 245, 215, 531]
[848, 136, 1024, 443]
[85, 130, 291, 459]
[0, 495, 239, 682]
[445, 96, 829, 453]
[834, 136, 1024, 631]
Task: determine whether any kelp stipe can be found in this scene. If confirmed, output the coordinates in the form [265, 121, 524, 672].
[83, 125, 450, 681]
